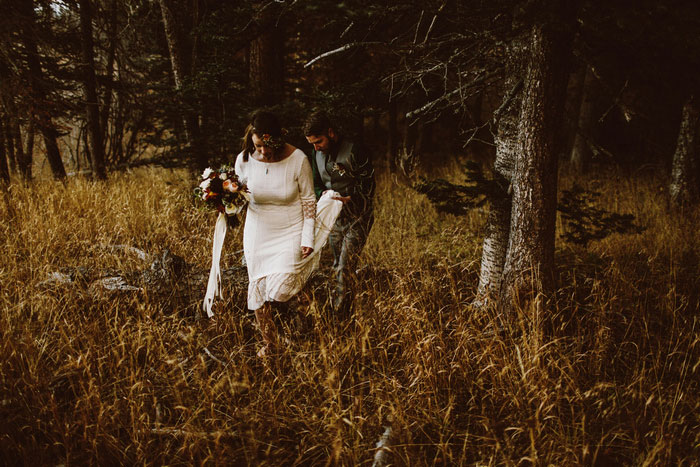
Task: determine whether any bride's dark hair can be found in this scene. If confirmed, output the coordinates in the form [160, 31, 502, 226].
[240, 110, 283, 162]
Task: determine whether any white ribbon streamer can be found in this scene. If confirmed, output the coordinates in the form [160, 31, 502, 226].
[203, 212, 228, 317]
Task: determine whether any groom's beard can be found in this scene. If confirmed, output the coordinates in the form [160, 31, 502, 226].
[328, 139, 339, 157]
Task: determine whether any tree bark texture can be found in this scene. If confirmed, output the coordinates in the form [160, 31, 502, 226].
[23, 116, 35, 168]
[112, 67, 125, 164]
[669, 94, 700, 206]
[79, 0, 106, 179]
[248, 4, 284, 107]
[0, 117, 8, 183]
[159, 0, 193, 91]
[500, 13, 574, 307]
[100, 0, 118, 152]
[19, 0, 66, 179]
[474, 35, 527, 304]
[387, 99, 398, 170]
[570, 65, 597, 172]
[11, 117, 30, 179]
[159, 0, 206, 169]
[3, 115, 16, 173]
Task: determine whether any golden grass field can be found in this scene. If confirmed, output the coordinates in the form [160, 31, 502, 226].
[1, 162, 699, 465]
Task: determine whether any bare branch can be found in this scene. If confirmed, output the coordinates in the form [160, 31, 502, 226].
[406, 70, 500, 119]
[413, 10, 425, 44]
[491, 78, 523, 125]
[304, 43, 359, 68]
[304, 41, 384, 68]
[423, 2, 447, 44]
[340, 21, 354, 39]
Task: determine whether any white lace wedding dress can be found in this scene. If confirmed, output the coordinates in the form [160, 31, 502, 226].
[235, 149, 342, 310]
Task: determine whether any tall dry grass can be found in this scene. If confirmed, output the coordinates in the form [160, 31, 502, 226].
[1, 163, 699, 465]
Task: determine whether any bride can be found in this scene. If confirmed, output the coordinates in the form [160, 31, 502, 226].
[234, 110, 341, 356]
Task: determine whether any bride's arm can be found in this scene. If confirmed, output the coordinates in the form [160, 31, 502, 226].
[298, 154, 316, 258]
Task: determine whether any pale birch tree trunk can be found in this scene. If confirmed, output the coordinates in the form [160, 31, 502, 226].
[474, 35, 526, 305]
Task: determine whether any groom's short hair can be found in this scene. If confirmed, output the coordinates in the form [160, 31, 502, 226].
[303, 111, 334, 137]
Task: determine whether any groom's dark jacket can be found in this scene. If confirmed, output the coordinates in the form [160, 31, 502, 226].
[308, 137, 375, 217]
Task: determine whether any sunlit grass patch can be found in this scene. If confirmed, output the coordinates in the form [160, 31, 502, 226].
[1, 164, 699, 464]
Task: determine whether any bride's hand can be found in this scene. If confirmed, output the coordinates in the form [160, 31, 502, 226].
[301, 246, 313, 258]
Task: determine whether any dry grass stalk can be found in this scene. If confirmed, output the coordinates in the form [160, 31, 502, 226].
[0, 164, 698, 464]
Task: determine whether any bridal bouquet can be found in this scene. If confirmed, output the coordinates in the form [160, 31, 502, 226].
[196, 164, 249, 318]
[194, 164, 248, 227]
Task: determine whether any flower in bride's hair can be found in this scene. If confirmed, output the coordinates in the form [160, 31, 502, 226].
[201, 167, 214, 179]
[259, 132, 285, 149]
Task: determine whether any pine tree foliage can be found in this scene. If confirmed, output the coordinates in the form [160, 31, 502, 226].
[558, 184, 644, 246]
[415, 166, 643, 246]
[414, 161, 506, 215]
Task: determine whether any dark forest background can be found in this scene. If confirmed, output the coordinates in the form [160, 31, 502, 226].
[2, 0, 698, 178]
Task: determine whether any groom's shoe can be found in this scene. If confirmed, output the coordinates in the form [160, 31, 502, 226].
[331, 288, 353, 322]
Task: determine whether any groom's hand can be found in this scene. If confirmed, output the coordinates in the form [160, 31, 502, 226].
[301, 246, 313, 258]
[332, 195, 351, 203]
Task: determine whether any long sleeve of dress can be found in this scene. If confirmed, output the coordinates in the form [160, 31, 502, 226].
[234, 151, 247, 185]
[298, 155, 317, 249]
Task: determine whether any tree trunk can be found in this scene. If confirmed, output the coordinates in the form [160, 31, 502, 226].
[669, 94, 700, 206]
[12, 117, 30, 179]
[20, 0, 66, 179]
[158, 0, 206, 169]
[564, 61, 585, 161]
[474, 35, 526, 305]
[159, 0, 192, 93]
[0, 117, 8, 184]
[387, 99, 398, 170]
[398, 120, 423, 175]
[570, 65, 597, 172]
[500, 10, 575, 308]
[110, 62, 125, 165]
[24, 116, 35, 166]
[79, 0, 107, 179]
[248, 4, 284, 106]
[3, 115, 16, 173]
[100, 0, 118, 152]
[82, 123, 91, 170]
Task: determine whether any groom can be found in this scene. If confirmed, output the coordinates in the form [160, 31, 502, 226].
[304, 111, 375, 313]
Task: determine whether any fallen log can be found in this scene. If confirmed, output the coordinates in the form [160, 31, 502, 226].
[38, 248, 248, 315]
